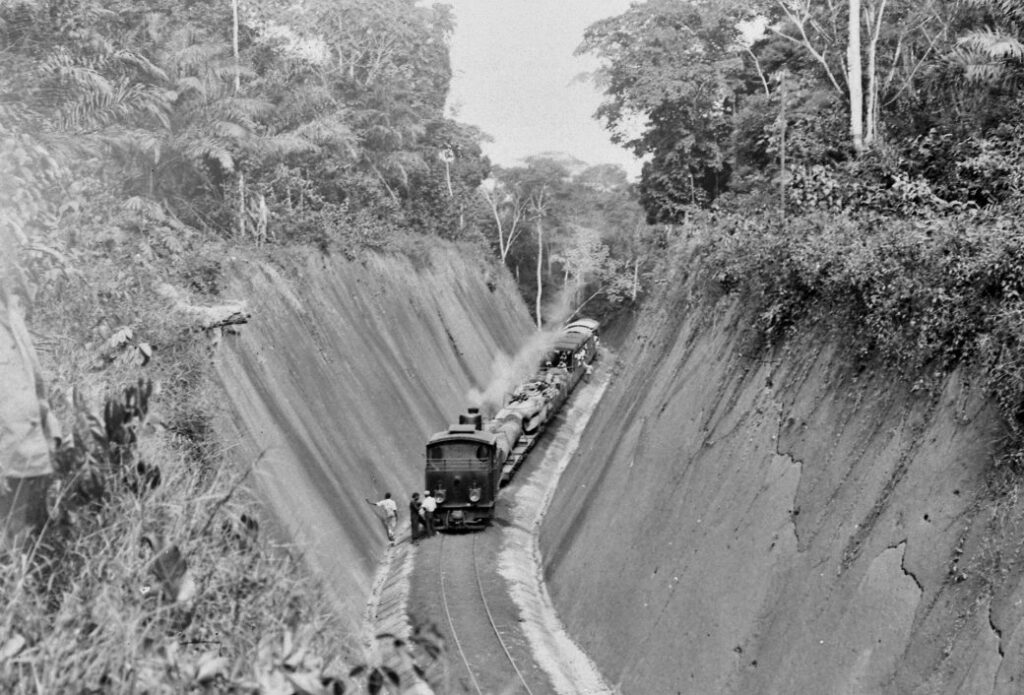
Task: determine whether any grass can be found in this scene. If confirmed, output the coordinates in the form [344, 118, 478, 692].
[0, 418, 355, 692]
[6, 202, 452, 692]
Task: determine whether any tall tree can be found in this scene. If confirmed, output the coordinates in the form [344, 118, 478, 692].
[849, 0, 864, 152]
[579, 0, 756, 219]
[531, 186, 548, 329]
[766, 0, 958, 150]
[480, 174, 528, 263]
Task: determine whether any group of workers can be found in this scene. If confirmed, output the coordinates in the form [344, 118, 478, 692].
[365, 491, 437, 545]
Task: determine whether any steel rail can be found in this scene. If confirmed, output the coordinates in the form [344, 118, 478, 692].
[471, 532, 536, 695]
[438, 534, 484, 695]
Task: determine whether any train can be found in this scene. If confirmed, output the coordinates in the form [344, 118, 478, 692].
[423, 318, 600, 530]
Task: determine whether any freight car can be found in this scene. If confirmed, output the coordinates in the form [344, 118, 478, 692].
[423, 320, 599, 530]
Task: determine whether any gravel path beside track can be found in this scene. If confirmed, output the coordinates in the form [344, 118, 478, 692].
[499, 372, 614, 695]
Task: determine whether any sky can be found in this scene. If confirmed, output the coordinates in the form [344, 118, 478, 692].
[441, 1, 642, 179]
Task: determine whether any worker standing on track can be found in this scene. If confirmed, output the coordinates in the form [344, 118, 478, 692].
[419, 491, 437, 537]
[365, 492, 398, 544]
[409, 492, 423, 543]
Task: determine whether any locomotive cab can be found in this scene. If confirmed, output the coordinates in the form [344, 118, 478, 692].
[425, 422, 501, 530]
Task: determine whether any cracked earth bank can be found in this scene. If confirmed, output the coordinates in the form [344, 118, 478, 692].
[220, 248, 1024, 693]
[364, 369, 614, 694]
[537, 288, 1024, 694]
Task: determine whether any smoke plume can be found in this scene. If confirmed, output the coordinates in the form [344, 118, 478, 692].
[466, 329, 562, 414]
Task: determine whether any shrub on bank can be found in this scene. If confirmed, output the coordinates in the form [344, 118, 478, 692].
[0, 381, 354, 692]
[683, 207, 1024, 466]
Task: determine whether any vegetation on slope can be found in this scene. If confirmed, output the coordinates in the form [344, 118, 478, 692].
[581, 0, 1024, 467]
[13, 0, 1024, 688]
[0, 0, 476, 691]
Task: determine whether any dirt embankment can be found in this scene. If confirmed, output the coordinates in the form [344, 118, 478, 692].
[541, 283, 1024, 694]
[213, 247, 533, 632]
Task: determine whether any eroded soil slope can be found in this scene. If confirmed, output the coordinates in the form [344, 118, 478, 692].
[541, 285, 1024, 694]
[214, 247, 532, 630]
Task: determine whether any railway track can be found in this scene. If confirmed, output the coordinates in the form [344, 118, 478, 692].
[437, 533, 537, 695]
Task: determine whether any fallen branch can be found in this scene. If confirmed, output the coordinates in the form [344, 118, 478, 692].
[156, 283, 251, 331]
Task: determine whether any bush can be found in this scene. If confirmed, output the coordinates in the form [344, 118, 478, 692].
[0, 381, 356, 693]
[2, 377, 447, 693]
[685, 205, 1024, 466]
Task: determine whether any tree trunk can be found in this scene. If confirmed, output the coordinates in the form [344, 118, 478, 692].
[848, 0, 865, 154]
[535, 219, 543, 329]
[237, 173, 245, 239]
[632, 257, 639, 302]
[232, 0, 240, 94]
[779, 74, 788, 218]
[865, 0, 887, 146]
[484, 189, 507, 261]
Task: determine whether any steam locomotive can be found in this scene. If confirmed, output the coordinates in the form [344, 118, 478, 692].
[423, 319, 600, 530]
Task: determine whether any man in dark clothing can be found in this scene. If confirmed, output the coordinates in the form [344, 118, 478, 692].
[409, 492, 423, 543]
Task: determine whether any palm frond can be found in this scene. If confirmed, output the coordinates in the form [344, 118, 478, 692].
[379, 150, 429, 188]
[122, 196, 165, 218]
[219, 96, 275, 121]
[292, 116, 359, 157]
[958, 0, 1024, 24]
[174, 75, 207, 98]
[111, 48, 169, 83]
[945, 29, 1024, 86]
[56, 78, 169, 132]
[180, 136, 235, 172]
[162, 40, 231, 76]
[959, 29, 1024, 60]
[261, 133, 320, 157]
[39, 55, 115, 100]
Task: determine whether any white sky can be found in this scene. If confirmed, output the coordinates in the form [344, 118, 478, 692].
[442, 0, 642, 179]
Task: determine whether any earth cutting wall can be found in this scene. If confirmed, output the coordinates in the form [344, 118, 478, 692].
[214, 247, 533, 630]
[541, 282, 1024, 694]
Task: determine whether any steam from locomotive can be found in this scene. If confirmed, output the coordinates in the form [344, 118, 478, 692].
[466, 328, 567, 414]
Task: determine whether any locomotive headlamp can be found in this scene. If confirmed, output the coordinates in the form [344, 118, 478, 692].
[468, 487, 482, 503]
[434, 489, 446, 503]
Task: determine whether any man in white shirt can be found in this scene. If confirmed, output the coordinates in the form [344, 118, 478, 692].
[365, 492, 398, 543]
[419, 491, 437, 537]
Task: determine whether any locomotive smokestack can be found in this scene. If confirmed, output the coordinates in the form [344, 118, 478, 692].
[460, 407, 483, 430]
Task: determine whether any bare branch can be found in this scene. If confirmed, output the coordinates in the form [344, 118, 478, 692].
[865, 0, 888, 143]
[744, 45, 771, 96]
[479, 185, 507, 259]
[883, 26, 945, 105]
[771, 2, 845, 93]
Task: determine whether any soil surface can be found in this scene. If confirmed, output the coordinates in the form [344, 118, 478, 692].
[214, 247, 1024, 693]
[214, 248, 533, 630]
[540, 290, 1024, 693]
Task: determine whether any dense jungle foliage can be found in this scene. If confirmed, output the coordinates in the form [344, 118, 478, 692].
[0, 0, 482, 691]
[6, 0, 1024, 690]
[0, 0, 649, 689]
[1, 0, 650, 353]
[579, 0, 1024, 468]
